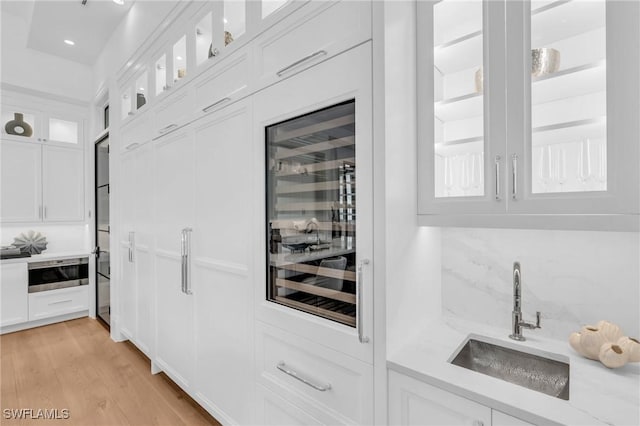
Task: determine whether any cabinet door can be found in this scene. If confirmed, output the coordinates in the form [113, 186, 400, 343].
[0, 263, 28, 327]
[118, 151, 137, 341]
[45, 114, 82, 146]
[388, 371, 491, 426]
[154, 129, 195, 391]
[254, 43, 373, 364]
[417, 0, 507, 215]
[192, 100, 254, 423]
[0, 141, 42, 222]
[42, 146, 84, 222]
[507, 0, 639, 216]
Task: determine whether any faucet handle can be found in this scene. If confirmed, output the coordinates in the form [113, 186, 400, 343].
[535, 311, 541, 328]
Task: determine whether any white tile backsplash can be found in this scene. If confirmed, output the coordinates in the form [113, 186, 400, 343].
[1, 224, 90, 253]
[441, 228, 640, 341]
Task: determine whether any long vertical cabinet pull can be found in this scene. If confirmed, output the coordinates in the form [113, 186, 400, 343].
[511, 154, 518, 200]
[128, 232, 135, 263]
[494, 155, 502, 201]
[180, 227, 193, 295]
[357, 259, 370, 344]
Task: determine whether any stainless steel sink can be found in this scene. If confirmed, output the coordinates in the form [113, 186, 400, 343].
[449, 335, 570, 400]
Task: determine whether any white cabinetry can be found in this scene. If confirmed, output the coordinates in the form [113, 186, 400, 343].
[192, 98, 254, 424]
[254, 42, 374, 364]
[28, 286, 88, 321]
[0, 142, 42, 222]
[389, 371, 536, 426]
[0, 141, 84, 223]
[417, 0, 640, 230]
[0, 263, 28, 327]
[154, 128, 195, 391]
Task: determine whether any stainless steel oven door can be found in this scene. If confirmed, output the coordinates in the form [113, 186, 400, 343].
[28, 257, 89, 293]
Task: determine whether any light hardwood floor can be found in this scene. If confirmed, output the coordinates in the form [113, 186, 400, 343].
[0, 318, 221, 426]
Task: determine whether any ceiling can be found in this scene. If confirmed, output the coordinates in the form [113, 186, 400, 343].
[2, 0, 134, 66]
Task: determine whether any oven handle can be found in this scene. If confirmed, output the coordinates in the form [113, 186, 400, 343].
[28, 258, 89, 270]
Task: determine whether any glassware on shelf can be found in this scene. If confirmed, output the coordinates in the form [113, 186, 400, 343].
[578, 138, 593, 185]
[554, 146, 567, 192]
[596, 140, 607, 187]
[459, 154, 472, 195]
[538, 145, 553, 191]
[471, 152, 484, 193]
[443, 155, 455, 196]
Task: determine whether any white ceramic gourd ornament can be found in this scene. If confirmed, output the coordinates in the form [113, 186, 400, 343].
[579, 325, 608, 360]
[599, 343, 629, 368]
[617, 336, 640, 363]
[596, 320, 623, 342]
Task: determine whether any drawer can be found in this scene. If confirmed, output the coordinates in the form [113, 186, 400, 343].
[256, 322, 373, 425]
[256, 384, 324, 426]
[120, 115, 150, 152]
[28, 285, 88, 321]
[194, 51, 250, 116]
[253, 1, 371, 89]
[153, 86, 194, 137]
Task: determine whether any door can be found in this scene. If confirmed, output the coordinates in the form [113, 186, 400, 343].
[119, 149, 136, 337]
[95, 135, 110, 325]
[0, 141, 42, 222]
[254, 43, 374, 364]
[193, 99, 254, 423]
[417, 0, 507, 215]
[154, 129, 195, 390]
[43, 145, 84, 221]
[0, 263, 28, 327]
[507, 0, 639, 215]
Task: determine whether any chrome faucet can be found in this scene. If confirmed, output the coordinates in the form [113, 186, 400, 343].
[509, 262, 541, 341]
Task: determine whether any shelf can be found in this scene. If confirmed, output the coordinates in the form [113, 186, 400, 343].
[433, 0, 483, 47]
[532, 117, 605, 146]
[434, 33, 482, 76]
[531, 0, 605, 47]
[274, 296, 355, 326]
[275, 200, 354, 212]
[435, 93, 483, 122]
[276, 262, 356, 282]
[532, 61, 605, 105]
[276, 180, 352, 194]
[272, 114, 355, 144]
[435, 137, 483, 149]
[275, 278, 355, 304]
[274, 158, 355, 178]
[275, 136, 354, 160]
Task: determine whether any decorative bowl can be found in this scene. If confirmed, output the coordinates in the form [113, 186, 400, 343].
[531, 47, 561, 77]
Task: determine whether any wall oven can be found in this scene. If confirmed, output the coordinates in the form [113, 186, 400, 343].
[28, 257, 89, 293]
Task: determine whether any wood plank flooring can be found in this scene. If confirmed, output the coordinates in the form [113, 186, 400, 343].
[0, 318, 221, 426]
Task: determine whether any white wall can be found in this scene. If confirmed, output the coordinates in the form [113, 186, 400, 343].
[441, 228, 640, 341]
[0, 9, 92, 102]
[384, 1, 442, 352]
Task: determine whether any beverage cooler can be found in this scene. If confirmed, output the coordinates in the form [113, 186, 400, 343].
[265, 100, 360, 328]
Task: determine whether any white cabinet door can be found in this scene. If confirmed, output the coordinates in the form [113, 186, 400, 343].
[42, 145, 84, 222]
[118, 150, 137, 342]
[192, 99, 254, 423]
[0, 141, 42, 223]
[388, 370, 491, 426]
[0, 263, 28, 327]
[253, 42, 374, 364]
[154, 128, 195, 391]
[256, 384, 324, 426]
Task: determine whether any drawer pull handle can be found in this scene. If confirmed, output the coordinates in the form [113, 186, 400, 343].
[202, 97, 231, 113]
[276, 50, 327, 77]
[511, 153, 518, 200]
[276, 361, 331, 392]
[49, 299, 73, 305]
[494, 155, 502, 201]
[159, 123, 178, 134]
[126, 142, 140, 150]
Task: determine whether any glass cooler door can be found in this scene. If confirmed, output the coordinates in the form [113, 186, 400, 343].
[266, 100, 358, 327]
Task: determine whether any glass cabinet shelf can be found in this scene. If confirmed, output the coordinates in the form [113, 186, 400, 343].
[267, 100, 358, 327]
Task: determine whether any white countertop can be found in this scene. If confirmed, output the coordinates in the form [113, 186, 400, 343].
[388, 316, 640, 425]
[1, 250, 91, 265]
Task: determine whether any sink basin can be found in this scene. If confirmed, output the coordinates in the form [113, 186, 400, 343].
[449, 335, 570, 400]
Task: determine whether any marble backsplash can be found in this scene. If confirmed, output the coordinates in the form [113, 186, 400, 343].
[441, 228, 640, 341]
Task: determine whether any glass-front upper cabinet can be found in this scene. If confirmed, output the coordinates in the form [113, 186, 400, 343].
[173, 35, 187, 83]
[1, 107, 39, 142]
[195, 11, 213, 66]
[266, 101, 359, 327]
[418, 0, 639, 225]
[155, 54, 167, 96]
[223, 0, 245, 49]
[135, 71, 148, 111]
[262, 0, 288, 19]
[418, 0, 505, 215]
[121, 86, 133, 120]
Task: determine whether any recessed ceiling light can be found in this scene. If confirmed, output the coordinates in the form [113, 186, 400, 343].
[64, 39, 75, 46]
[223, 18, 228, 24]
[139, 87, 145, 91]
[113, 0, 125, 5]
[176, 56, 183, 61]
